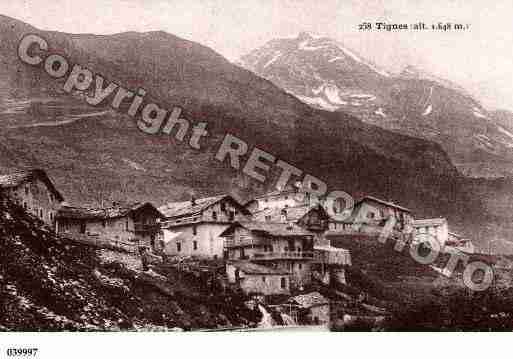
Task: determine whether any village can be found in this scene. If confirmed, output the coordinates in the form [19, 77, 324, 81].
[0, 167, 477, 328]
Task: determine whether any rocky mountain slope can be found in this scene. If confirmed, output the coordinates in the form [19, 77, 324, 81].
[0, 194, 259, 330]
[240, 32, 513, 178]
[0, 15, 510, 249]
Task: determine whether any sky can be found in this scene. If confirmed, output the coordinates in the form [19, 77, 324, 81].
[2, 0, 513, 111]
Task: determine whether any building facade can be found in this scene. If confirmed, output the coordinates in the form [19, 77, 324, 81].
[0, 168, 64, 227]
[221, 221, 316, 289]
[328, 195, 414, 237]
[412, 218, 449, 246]
[160, 195, 251, 259]
[56, 202, 163, 248]
[226, 261, 290, 296]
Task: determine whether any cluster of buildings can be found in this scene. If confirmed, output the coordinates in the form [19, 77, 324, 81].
[0, 167, 474, 301]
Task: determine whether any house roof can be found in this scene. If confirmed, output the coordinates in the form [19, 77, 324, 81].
[159, 195, 250, 219]
[254, 188, 297, 200]
[357, 195, 411, 213]
[56, 202, 163, 220]
[289, 292, 329, 308]
[413, 218, 447, 227]
[253, 204, 324, 223]
[230, 261, 290, 275]
[221, 221, 313, 238]
[0, 168, 64, 202]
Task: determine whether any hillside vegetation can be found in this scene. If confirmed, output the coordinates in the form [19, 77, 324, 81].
[0, 194, 259, 331]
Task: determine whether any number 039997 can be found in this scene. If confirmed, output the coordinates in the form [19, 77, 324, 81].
[6, 348, 38, 357]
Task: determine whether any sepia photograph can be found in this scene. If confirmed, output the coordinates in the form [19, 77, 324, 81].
[0, 0, 512, 356]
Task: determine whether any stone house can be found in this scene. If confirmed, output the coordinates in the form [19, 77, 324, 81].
[159, 195, 251, 259]
[286, 291, 330, 325]
[221, 221, 316, 289]
[226, 261, 290, 296]
[329, 195, 414, 236]
[56, 202, 163, 248]
[412, 218, 449, 246]
[0, 168, 64, 227]
[253, 184, 321, 212]
[253, 204, 331, 242]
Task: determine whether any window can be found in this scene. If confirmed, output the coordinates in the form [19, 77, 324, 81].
[280, 277, 287, 289]
[262, 276, 266, 283]
[25, 187, 29, 195]
[367, 212, 375, 219]
[39, 209, 43, 218]
[220, 202, 226, 211]
[23, 202, 27, 210]
[193, 225, 197, 235]
[193, 241, 198, 250]
[228, 211, 235, 221]
[102, 220, 106, 228]
[177, 242, 182, 252]
[126, 218, 129, 231]
[212, 211, 217, 220]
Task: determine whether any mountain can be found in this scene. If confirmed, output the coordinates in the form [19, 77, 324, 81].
[0, 15, 510, 249]
[240, 32, 513, 178]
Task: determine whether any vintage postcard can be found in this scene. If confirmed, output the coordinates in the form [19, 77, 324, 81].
[0, 0, 511, 357]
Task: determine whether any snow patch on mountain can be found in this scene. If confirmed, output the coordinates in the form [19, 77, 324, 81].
[324, 84, 347, 105]
[473, 107, 487, 119]
[350, 94, 376, 100]
[263, 51, 282, 68]
[312, 84, 324, 95]
[298, 40, 329, 51]
[328, 56, 344, 63]
[122, 158, 146, 171]
[375, 108, 386, 118]
[498, 126, 513, 140]
[296, 95, 339, 111]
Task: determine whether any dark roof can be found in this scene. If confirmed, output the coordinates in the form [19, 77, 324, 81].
[254, 204, 329, 224]
[254, 188, 297, 200]
[230, 261, 290, 275]
[413, 218, 447, 227]
[357, 195, 411, 213]
[159, 195, 250, 219]
[56, 202, 163, 220]
[0, 168, 64, 202]
[221, 221, 313, 237]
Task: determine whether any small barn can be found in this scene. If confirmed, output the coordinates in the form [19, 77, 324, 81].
[56, 202, 163, 248]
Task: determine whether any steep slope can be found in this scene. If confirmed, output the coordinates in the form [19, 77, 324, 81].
[0, 194, 259, 330]
[240, 33, 513, 178]
[0, 15, 503, 248]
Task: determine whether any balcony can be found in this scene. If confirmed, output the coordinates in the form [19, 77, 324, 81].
[252, 251, 314, 261]
[224, 236, 264, 248]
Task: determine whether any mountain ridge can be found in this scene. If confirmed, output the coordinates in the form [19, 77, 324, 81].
[239, 32, 513, 179]
[0, 15, 511, 250]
